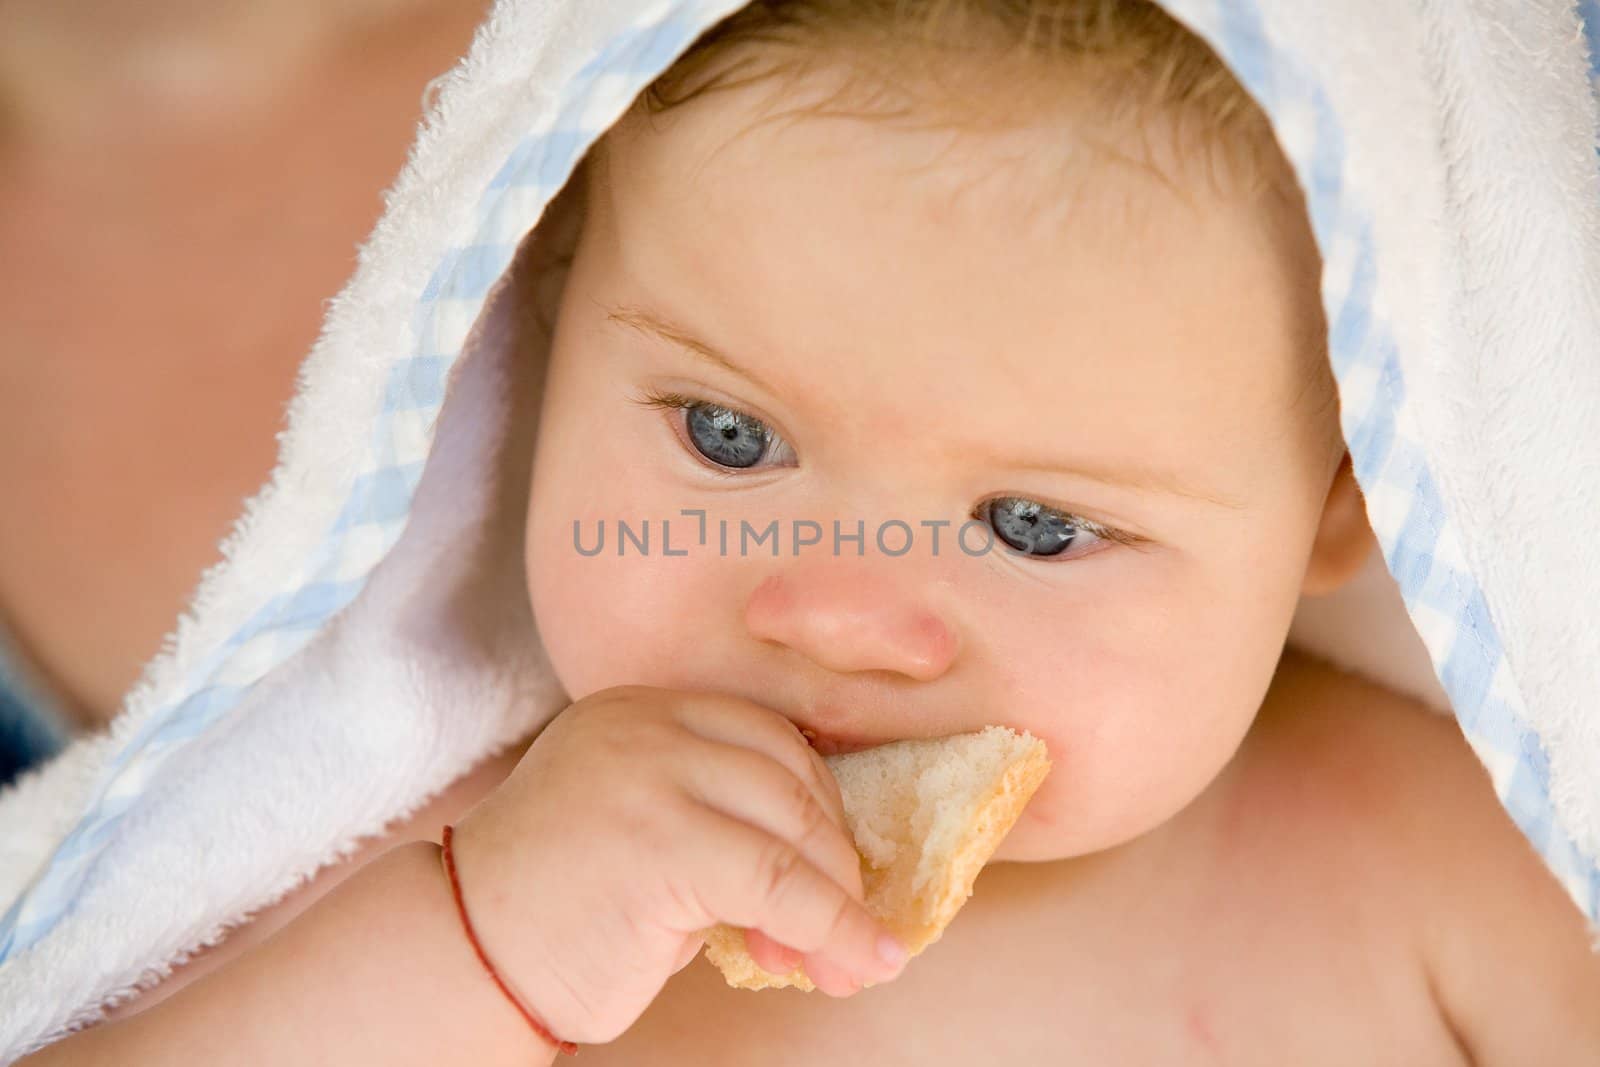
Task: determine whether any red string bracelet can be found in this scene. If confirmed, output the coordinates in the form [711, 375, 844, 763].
[440, 824, 580, 1056]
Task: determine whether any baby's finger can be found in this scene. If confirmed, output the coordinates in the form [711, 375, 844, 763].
[670, 937, 704, 975]
[672, 696, 852, 837]
[743, 926, 804, 976]
[677, 737, 866, 904]
[800, 950, 872, 997]
[677, 805, 906, 991]
[798, 741, 851, 839]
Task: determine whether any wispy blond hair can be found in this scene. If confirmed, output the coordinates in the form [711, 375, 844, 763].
[629, 0, 1291, 198]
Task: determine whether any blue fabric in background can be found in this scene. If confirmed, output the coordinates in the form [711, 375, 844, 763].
[1582, 0, 1600, 82]
[0, 624, 73, 790]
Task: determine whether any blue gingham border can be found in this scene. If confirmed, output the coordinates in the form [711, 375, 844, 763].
[3, 0, 1595, 966]
[1167, 0, 1599, 924]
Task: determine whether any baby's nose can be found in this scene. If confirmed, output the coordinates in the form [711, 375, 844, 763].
[742, 568, 958, 681]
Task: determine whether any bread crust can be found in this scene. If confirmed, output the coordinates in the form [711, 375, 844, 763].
[702, 729, 1051, 991]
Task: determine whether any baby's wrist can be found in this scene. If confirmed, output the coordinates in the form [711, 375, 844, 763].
[367, 839, 564, 1065]
[436, 826, 579, 1055]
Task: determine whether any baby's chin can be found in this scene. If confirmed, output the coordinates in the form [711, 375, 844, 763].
[988, 798, 1182, 865]
[988, 806, 1087, 864]
[992, 828, 1134, 866]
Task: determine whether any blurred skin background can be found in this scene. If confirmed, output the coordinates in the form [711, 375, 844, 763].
[0, 0, 493, 746]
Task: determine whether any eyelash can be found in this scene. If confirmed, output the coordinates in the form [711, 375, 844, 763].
[625, 385, 1150, 552]
[628, 387, 794, 479]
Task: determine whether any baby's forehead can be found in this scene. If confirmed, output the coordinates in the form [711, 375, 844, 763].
[600, 73, 1312, 309]
[587, 78, 1321, 487]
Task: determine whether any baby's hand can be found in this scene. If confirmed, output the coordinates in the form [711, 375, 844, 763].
[447, 685, 908, 1044]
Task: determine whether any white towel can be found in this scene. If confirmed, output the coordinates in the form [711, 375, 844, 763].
[3, 0, 1598, 1058]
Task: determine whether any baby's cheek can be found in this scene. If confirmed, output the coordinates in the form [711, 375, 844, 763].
[526, 518, 722, 701]
[995, 634, 1256, 862]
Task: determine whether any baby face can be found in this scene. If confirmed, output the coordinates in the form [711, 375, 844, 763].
[524, 64, 1343, 862]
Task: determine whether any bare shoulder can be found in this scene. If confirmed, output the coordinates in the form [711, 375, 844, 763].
[1242, 647, 1600, 1065]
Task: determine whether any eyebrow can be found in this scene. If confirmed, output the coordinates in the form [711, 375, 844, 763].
[603, 301, 1248, 510]
[1001, 457, 1248, 509]
[606, 303, 779, 396]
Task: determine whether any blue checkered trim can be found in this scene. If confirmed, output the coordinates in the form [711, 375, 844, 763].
[3, 0, 1595, 967]
[1164, 0, 1599, 923]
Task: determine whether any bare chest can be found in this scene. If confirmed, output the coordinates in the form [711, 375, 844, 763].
[580, 787, 1465, 1066]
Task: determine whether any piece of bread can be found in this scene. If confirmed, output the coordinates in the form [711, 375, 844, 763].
[700, 725, 1051, 991]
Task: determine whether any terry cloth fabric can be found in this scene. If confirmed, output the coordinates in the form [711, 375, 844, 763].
[3, 0, 1599, 1058]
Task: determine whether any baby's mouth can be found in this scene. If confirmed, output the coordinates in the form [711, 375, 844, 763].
[798, 728, 884, 757]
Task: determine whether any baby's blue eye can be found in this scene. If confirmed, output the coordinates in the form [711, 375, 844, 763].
[685, 401, 771, 468]
[629, 386, 1134, 562]
[980, 496, 1100, 559]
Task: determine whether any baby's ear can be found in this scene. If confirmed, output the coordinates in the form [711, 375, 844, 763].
[1300, 451, 1377, 597]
